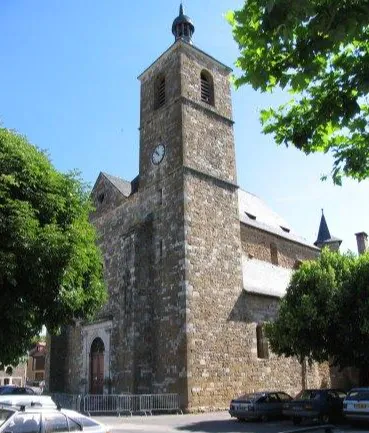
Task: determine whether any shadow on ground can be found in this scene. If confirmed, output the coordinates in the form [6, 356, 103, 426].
[176, 419, 294, 433]
[175, 419, 367, 433]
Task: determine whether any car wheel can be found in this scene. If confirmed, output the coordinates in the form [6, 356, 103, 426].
[293, 416, 302, 425]
[319, 413, 330, 424]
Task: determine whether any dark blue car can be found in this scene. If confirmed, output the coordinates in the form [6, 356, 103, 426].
[0, 386, 35, 395]
[229, 391, 293, 422]
[283, 388, 347, 425]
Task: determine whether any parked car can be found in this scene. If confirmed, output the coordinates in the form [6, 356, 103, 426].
[0, 395, 55, 408]
[0, 386, 35, 395]
[229, 390, 293, 421]
[0, 395, 109, 433]
[343, 387, 369, 423]
[283, 388, 347, 425]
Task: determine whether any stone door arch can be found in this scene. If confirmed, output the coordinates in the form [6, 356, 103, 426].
[90, 337, 105, 394]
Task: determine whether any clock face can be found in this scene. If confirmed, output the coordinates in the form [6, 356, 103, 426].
[152, 143, 165, 165]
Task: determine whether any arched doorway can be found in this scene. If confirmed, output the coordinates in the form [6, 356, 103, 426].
[90, 337, 105, 394]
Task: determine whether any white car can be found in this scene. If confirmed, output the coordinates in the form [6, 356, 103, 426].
[0, 395, 110, 433]
[343, 387, 369, 423]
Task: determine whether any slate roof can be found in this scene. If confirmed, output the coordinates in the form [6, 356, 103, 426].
[97, 174, 316, 249]
[102, 172, 132, 197]
[238, 189, 317, 249]
[242, 256, 293, 298]
[314, 210, 342, 246]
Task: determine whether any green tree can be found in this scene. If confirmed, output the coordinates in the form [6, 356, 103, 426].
[0, 127, 107, 367]
[266, 248, 369, 383]
[227, 0, 369, 184]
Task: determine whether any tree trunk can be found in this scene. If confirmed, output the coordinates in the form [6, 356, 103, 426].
[359, 366, 369, 386]
[301, 358, 308, 389]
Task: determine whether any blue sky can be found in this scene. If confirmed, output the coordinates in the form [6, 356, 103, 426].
[1, 1, 368, 253]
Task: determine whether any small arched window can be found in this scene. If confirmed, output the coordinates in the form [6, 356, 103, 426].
[155, 75, 166, 109]
[200, 70, 214, 105]
[256, 323, 269, 359]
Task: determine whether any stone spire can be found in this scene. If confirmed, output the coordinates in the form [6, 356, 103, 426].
[314, 209, 342, 251]
[172, 3, 195, 44]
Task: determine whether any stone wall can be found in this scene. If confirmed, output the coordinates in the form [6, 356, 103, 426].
[54, 160, 189, 399]
[241, 223, 319, 268]
[48, 38, 339, 410]
[91, 174, 128, 217]
[184, 171, 244, 410]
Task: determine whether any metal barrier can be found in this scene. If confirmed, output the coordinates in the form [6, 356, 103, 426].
[50, 393, 82, 411]
[82, 393, 181, 416]
[140, 394, 182, 415]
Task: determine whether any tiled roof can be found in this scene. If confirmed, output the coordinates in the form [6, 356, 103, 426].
[238, 189, 317, 249]
[242, 256, 293, 298]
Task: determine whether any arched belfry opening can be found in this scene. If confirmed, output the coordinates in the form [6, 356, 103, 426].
[155, 74, 166, 109]
[90, 337, 105, 394]
[200, 70, 214, 105]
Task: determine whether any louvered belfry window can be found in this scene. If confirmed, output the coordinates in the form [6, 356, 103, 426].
[155, 75, 166, 109]
[200, 70, 214, 105]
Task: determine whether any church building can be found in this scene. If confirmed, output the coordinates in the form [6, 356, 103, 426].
[49, 5, 343, 411]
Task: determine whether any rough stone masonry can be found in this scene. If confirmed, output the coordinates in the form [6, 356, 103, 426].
[47, 7, 353, 411]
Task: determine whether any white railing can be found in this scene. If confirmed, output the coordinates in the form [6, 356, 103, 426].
[82, 393, 181, 415]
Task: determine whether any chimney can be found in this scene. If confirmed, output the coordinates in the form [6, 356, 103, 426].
[355, 232, 368, 255]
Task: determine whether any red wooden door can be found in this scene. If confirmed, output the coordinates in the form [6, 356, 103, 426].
[90, 338, 104, 394]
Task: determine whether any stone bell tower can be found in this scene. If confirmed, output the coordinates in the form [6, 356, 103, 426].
[137, 4, 243, 409]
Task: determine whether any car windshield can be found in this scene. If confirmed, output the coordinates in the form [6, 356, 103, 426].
[69, 416, 99, 427]
[295, 390, 320, 400]
[346, 390, 369, 401]
[238, 393, 263, 400]
[0, 409, 14, 426]
[61, 410, 100, 428]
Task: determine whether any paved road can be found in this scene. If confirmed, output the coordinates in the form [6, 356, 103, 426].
[95, 411, 369, 433]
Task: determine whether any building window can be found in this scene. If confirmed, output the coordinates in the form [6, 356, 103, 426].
[256, 323, 269, 359]
[200, 70, 214, 105]
[270, 243, 278, 265]
[34, 357, 45, 371]
[155, 75, 166, 109]
[245, 212, 256, 220]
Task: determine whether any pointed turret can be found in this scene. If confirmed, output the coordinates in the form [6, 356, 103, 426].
[314, 209, 342, 251]
[172, 3, 195, 44]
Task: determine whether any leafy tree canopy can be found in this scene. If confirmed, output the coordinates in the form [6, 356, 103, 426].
[266, 248, 369, 375]
[227, 0, 369, 184]
[0, 128, 107, 367]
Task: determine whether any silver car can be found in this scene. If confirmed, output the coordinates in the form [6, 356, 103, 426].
[0, 395, 109, 433]
[229, 391, 293, 422]
[343, 387, 369, 423]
